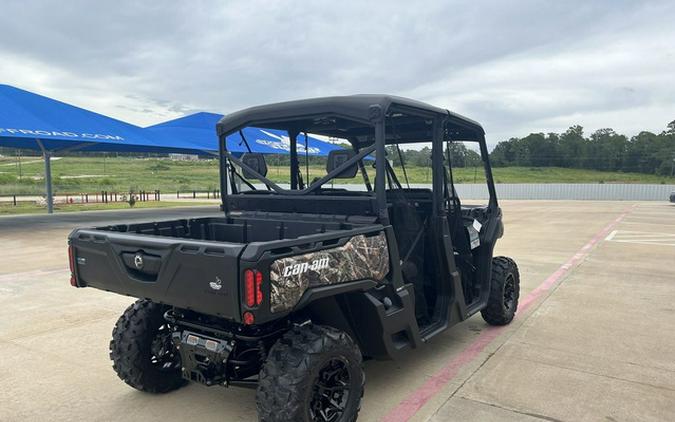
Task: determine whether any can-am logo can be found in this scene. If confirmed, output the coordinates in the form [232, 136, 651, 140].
[133, 253, 144, 269]
[282, 258, 330, 277]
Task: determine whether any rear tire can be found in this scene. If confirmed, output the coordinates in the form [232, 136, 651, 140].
[109, 299, 186, 393]
[481, 256, 520, 326]
[256, 324, 364, 422]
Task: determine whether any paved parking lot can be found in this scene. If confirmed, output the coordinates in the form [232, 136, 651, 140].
[1, 201, 674, 421]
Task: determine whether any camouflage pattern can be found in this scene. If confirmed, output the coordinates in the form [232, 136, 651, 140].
[269, 232, 389, 313]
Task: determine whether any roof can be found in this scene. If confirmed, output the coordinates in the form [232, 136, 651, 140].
[148, 111, 223, 130]
[216, 94, 484, 139]
[0, 84, 207, 154]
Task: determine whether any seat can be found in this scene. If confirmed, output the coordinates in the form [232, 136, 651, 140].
[240, 152, 268, 179]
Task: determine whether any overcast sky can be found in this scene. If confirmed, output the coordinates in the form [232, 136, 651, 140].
[1, 0, 673, 147]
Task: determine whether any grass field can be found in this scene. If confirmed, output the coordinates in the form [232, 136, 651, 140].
[0, 155, 673, 196]
[0, 200, 215, 215]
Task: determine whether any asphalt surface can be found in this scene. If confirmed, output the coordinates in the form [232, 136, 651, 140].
[1, 201, 674, 421]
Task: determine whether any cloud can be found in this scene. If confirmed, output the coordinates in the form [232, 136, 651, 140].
[0, 0, 673, 146]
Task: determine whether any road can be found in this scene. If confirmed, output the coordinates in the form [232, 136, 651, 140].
[1, 201, 674, 421]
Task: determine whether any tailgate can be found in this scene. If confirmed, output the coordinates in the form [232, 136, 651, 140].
[69, 229, 244, 319]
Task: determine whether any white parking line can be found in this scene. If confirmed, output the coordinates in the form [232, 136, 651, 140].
[611, 240, 675, 247]
[605, 230, 675, 247]
[622, 221, 675, 228]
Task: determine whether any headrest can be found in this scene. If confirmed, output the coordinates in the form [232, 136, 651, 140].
[240, 152, 267, 179]
[326, 149, 358, 178]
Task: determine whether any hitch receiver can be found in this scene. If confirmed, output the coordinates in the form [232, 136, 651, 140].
[172, 330, 233, 386]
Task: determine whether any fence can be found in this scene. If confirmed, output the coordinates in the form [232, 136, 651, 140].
[453, 183, 675, 201]
[65, 190, 161, 204]
[175, 189, 221, 199]
[0, 189, 223, 207]
[2, 185, 673, 205]
[0, 190, 161, 207]
[328, 183, 675, 201]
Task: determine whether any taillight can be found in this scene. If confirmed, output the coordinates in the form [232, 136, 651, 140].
[255, 271, 263, 305]
[243, 311, 255, 325]
[244, 269, 255, 307]
[243, 269, 263, 308]
[68, 245, 78, 287]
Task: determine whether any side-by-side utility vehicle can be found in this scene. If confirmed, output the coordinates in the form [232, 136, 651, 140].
[68, 95, 520, 422]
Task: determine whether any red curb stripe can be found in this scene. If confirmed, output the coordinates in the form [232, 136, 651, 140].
[381, 207, 633, 422]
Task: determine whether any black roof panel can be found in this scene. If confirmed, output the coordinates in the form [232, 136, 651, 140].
[216, 94, 483, 137]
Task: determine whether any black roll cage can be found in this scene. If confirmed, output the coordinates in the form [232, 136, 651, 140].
[216, 96, 498, 220]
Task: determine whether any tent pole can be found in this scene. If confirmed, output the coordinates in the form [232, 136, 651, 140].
[36, 139, 54, 214]
[44, 151, 53, 214]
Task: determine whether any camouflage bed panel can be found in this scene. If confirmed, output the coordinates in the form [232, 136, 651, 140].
[268, 232, 389, 313]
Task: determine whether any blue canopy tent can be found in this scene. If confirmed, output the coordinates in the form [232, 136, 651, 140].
[0, 85, 346, 214]
[145, 112, 343, 156]
[0, 85, 209, 154]
[0, 84, 208, 213]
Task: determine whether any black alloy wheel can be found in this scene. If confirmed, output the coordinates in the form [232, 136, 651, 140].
[309, 358, 352, 422]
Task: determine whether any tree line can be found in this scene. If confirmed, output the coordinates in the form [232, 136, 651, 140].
[384, 120, 675, 176]
[385, 143, 482, 168]
[3, 120, 673, 177]
[489, 121, 675, 176]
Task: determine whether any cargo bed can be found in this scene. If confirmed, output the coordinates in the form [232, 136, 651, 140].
[97, 212, 376, 243]
[69, 213, 378, 320]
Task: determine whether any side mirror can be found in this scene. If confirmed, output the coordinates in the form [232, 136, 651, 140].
[326, 150, 358, 178]
[241, 153, 268, 179]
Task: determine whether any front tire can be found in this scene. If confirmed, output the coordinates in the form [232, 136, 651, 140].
[256, 324, 364, 422]
[481, 256, 520, 326]
[109, 299, 186, 393]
